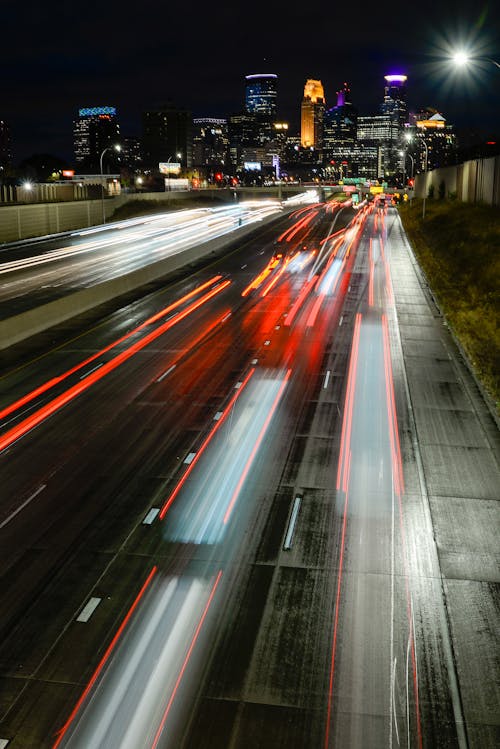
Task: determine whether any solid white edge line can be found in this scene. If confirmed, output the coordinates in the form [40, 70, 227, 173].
[323, 370, 331, 389]
[0, 484, 46, 530]
[76, 597, 102, 623]
[283, 496, 302, 550]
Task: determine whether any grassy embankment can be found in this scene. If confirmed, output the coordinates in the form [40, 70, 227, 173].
[398, 199, 500, 409]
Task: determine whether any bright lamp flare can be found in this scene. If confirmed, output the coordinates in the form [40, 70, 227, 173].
[452, 50, 470, 66]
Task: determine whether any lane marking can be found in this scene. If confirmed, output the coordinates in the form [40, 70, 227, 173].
[184, 452, 196, 465]
[0, 740, 10, 748]
[323, 370, 331, 390]
[283, 496, 302, 550]
[142, 508, 160, 525]
[0, 484, 47, 529]
[156, 364, 176, 383]
[392, 658, 400, 746]
[76, 597, 102, 623]
[390, 473, 396, 747]
[339, 315, 343, 326]
[79, 363, 103, 380]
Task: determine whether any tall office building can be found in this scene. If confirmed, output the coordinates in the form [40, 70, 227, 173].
[0, 120, 12, 171]
[73, 106, 120, 172]
[245, 74, 278, 118]
[120, 136, 143, 171]
[412, 110, 457, 171]
[323, 82, 357, 157]
[380, 74, 408, 177]
[381, 75, 408, 125]
[192, 118, 229, 170]
[142, 105, 192, 170]
[301, 79, 325, 149]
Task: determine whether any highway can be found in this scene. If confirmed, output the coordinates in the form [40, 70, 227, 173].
[0, 198, 498, 748]
[0, 201, 287, 319]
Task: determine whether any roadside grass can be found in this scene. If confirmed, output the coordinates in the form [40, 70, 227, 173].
[398, 199, 500, 409]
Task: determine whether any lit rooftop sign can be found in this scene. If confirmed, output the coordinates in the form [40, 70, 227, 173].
[245, 73, 278, 79]
[385, 75, 407, 83]
[79, 106, 116, 117]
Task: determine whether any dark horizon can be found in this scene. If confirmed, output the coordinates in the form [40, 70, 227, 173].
[2, 1, 499, 164]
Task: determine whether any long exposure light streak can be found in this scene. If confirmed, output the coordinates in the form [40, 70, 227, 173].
[52, 566, 158, 749]
[222, 368, 291, 525]
[150, 571, 223, 749]
[0, 275, 223, 423]
[0, 281, 231, 452]
[159, 368, 256, 520]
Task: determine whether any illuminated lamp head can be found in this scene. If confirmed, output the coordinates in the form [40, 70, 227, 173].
[385, 74, 408, 83]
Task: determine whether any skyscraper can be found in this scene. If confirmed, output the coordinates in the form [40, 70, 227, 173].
[192, 118, 229, 171]
[245, 74, 278, 118]
[301, 79, 325, 149]
[142, 105, 192, 170]
[381, 75, 408, 126]
[323, 82, 357, 157]
[380, 74, 408, 177]
[73, 107, 120, 172]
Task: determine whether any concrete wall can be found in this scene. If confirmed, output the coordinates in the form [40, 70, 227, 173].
[0, 190, 230, 244]
[414, 155, 500, 206]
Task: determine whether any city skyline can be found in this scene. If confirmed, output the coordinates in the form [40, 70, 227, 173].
[1, 1, 499, 162]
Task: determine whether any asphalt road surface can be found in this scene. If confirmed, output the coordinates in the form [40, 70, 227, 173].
[0, 200, 498, 748]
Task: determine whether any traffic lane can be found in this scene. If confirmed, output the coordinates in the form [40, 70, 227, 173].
[0, 204, 317, 405]
[0, 205, 292, 318]
[0, 349, 303, 746]
[182, 262, 359, 749]
[0, 252, 309, 652]
[326, 313, 418, 749]
[0, 205, 336, 453]
[52, 365, 294, 749]
[0, 203, 360, 744]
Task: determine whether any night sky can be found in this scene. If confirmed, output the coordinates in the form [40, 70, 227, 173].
[2, 0, 499, 163]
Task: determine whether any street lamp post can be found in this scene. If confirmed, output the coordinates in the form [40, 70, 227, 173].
[100, 144, 121, 224]
[404, 133, 427, 217]
[420, 138, 429, 220]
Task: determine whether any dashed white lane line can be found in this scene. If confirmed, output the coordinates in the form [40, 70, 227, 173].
[0, 484, 47, 530]
[76, 597, 102, 623]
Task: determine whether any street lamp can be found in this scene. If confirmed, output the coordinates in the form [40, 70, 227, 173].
[404, 134, 428, 218]
[100, 144, 121, 224]
[166, 152, 182, 192]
